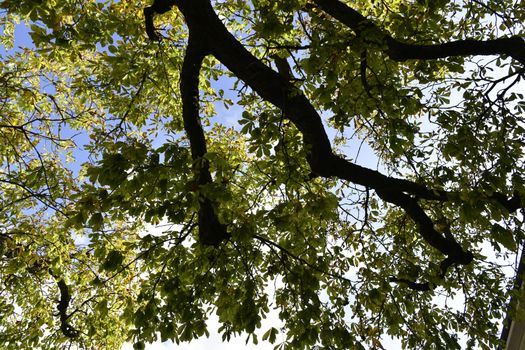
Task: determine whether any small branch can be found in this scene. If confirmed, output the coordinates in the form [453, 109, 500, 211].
[48, 273, 80, 339]
[254, 234, 353, 284]
[389, 277, 432, 291]
[491, 191, 523, 213]
[272, 55, 294, 81]
[390, 255, 461, 292]
[360, 50, 372, 97]
[144, 0, 178, 41]
[104, 71, 148, 138]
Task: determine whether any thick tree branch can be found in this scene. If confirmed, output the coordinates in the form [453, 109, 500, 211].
[145, 1, 521, 216]
[180, 33, 229, 246]
[312, 0, 525, 65]
[3, 246, 82, 337]
[145, 0, 228, 245]
[377, 189, 473, 264]
[172, 0, 475, 264]
[162, 1, 521, 266]
[174, 1, 439, 196]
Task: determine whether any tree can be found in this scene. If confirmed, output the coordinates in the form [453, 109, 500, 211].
[0, 0, 524, 348]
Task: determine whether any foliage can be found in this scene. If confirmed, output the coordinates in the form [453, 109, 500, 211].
[1, 0, 525, 349]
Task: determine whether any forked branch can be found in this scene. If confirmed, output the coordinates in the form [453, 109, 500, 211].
[312, 0, 525, 65]
[145, 0, 228, 245]
[146, 1, 522, 270]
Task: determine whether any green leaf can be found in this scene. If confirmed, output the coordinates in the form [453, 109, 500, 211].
[102, 250, 124, 272]
[89, 212, 104, 230]
[491, 224, 516, 251]
[133, 341, 145, 350]
[262, 327, 278, 344]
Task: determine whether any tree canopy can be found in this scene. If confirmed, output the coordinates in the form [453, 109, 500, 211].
[1, 0, 525, 349]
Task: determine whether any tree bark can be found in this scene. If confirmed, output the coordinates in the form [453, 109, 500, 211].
[180, 32, 229, 246]
[313, 0, 525, 65]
